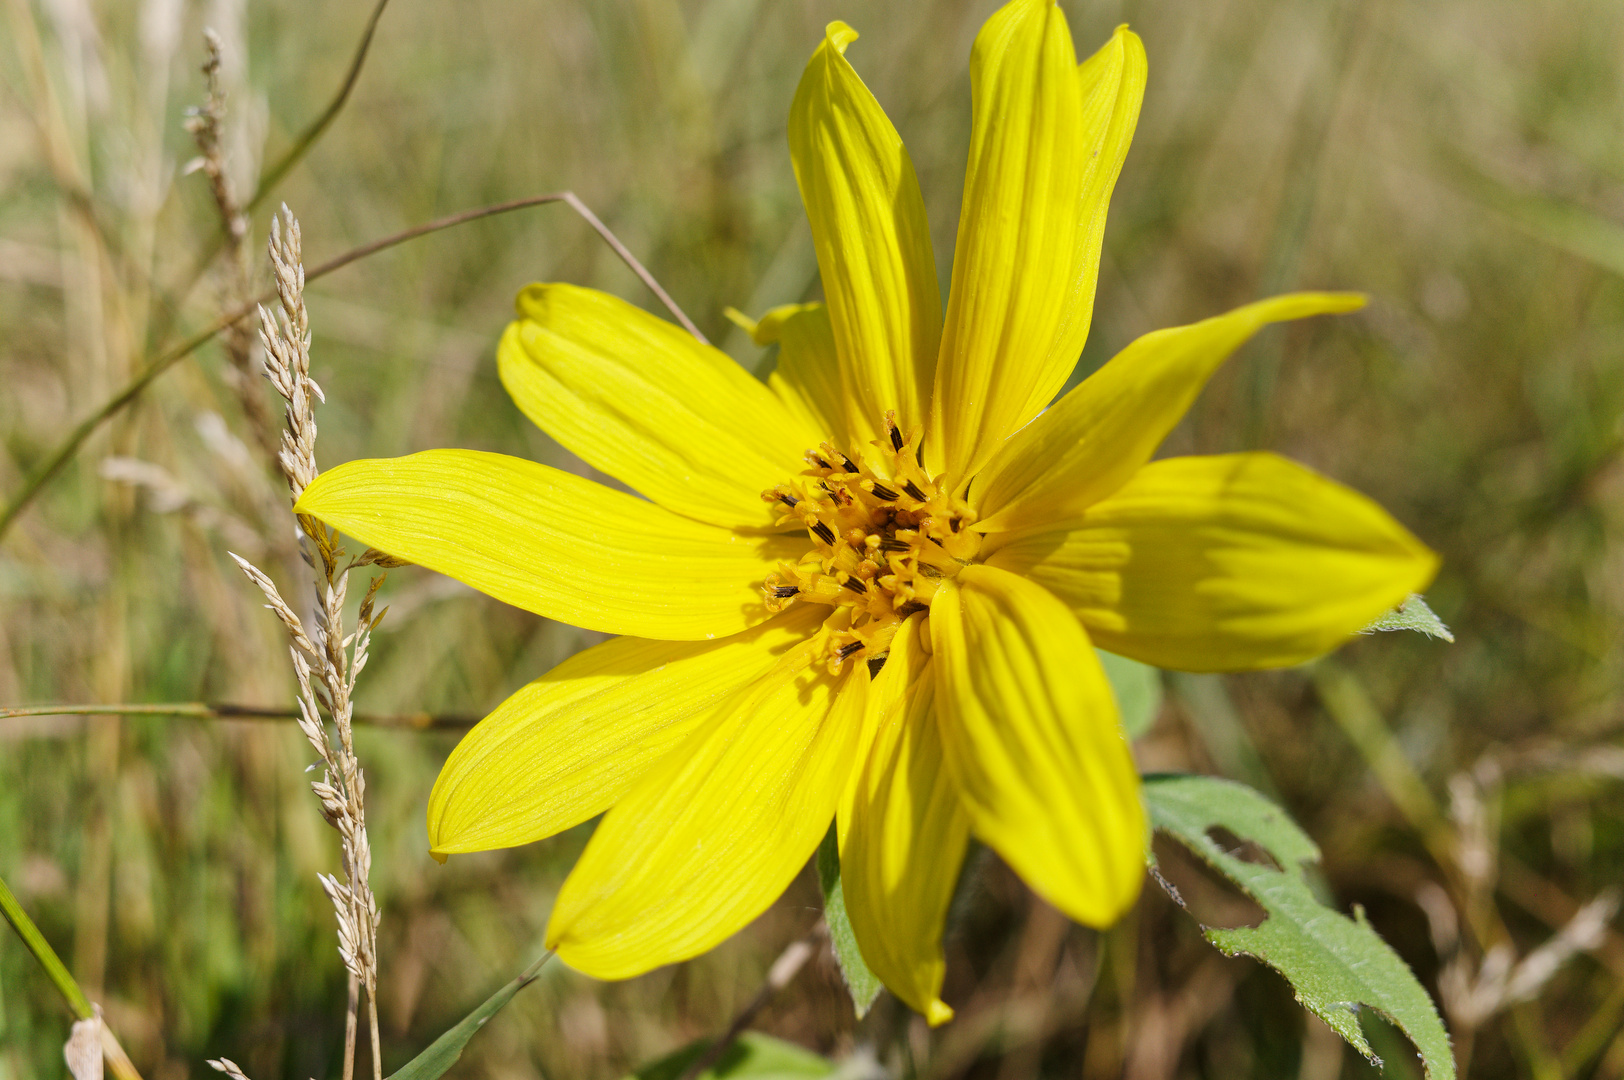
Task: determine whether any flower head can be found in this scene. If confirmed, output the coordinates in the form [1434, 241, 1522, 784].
[295, 0, 1436, 1024]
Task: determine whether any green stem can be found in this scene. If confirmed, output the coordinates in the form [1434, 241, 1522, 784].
[245, 0, 391, 213]
[0, 872, 92, 1019]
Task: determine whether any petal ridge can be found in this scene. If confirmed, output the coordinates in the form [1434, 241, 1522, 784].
[986, 453, 1439, 670]
[502, 283, 815, 531]
[546, 647, 869, 979]
[974, 292, 1365, 533]
[428, 604, 826, 854]
[790, 20, 942, 448]
[929, 11, 1146, 485]
[296, 449, 804, 641]
[931, 564, 1145, 926]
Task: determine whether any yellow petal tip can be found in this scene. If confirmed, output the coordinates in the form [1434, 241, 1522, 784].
[429, 849, 449, 865]
[824, 20, 858, 54]
[722, 305, 758, 338]
[748, 302, 815, 346]
[925, 1000, 955, 1027]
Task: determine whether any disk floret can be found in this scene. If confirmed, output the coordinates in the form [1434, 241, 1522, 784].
[762, 412, 980, 674]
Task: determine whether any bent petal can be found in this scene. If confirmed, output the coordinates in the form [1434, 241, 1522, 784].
[501, 284, 817, 531]
[974, 293, 1366, 534]
[986, 454, 1439, 671]
[840, 617, 968, 1026]
[931, 565, 1144, 926]
[930, 10, 1145, 485]
[790, 22, 942, 448]
[752, 302, 848, 447]
[428, 604, 825, 855]
[296, 449, 804, 641]
[546, 646, 867, 979]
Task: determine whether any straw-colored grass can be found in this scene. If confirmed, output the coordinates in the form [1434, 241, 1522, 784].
[2, 1, 1623, 1077]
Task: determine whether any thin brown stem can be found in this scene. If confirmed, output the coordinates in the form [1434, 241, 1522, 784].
[676, 928, 821, 1080]
[368, 990, 383, 1080]
[0, 191, 703, 542]
[0, 702, 478, 728]
[344, 973, 360, 1080]
[560, 191, 707, 343]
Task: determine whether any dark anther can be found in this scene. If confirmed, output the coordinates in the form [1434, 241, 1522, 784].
[879, 537, 910, 552]
[897, 601, 928, 617]
[811, 521, 836, 545]
[870, 483, 898, 501]
[902, 480, 928, 502]
[949, 517, 961, 533]
[771, 585, 800, 598]
[778, 493, 800, 508]
[811, 455, 831, 469]
[889, 424, 906, 451]
[841, 576, 869, 594]
[837, 641, 865, 660]
[840, 455, 860, 474]
[867, 652, 890, 678]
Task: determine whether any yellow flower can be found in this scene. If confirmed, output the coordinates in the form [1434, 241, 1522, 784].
[295, 0, 1436, 1025]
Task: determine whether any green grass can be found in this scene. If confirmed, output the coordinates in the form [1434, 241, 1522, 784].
[2, 0, 1624, 1077]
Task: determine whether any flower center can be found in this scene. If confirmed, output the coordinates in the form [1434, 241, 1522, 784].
[761, 412, 980, 674]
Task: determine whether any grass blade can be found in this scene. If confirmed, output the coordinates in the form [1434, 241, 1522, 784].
[386, 951, 552, 1080]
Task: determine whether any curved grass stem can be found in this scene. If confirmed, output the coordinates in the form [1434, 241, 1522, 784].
[0, 191, 701, 543]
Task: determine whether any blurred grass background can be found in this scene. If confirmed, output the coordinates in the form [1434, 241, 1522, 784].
[2, 0, 1624, 1077]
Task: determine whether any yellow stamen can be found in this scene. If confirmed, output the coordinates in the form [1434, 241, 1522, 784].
[761, 412, 980, 675]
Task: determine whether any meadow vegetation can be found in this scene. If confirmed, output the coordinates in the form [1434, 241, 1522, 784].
[2, 0, 1623, 1077]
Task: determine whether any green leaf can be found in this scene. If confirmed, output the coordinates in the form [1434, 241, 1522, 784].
[1360, 594, 1454, 642]
[1097, 648, 1163, 739]
[626, 1032, 837, 1080]
[1143, 774, 1455, 1080]
[816, 826, 883, 1017]
[387, 951, 551, 1080]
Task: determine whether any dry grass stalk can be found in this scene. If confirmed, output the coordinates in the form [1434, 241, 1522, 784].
[185, 28, 275, 459]
[228, 206, 385, 1080]
[204, 1059, 250, 1080]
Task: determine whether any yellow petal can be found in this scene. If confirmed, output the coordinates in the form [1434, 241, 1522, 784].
[929, 11, 1145, 485]
[753, 302, 848, 447]
[546, 646, 868, 979]
[502, 283, 818, 531]
[974, 293, 1366, 534]
[428, 605, 825, 854]
[987, 454, 1440, 671]
[789, 21, 942, 448]
[840, 616, 968, 1026]
[295, 449, 804, 641]
[930, 565, 1144, 926]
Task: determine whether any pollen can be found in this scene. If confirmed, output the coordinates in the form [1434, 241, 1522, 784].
[761, 412, 980, 675]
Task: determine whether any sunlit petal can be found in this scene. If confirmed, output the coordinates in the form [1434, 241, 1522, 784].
[930, 9, 1145, 484]
[428, 605, 826, 854]
[546, 645, 868, 979]
[975, 293, 1365, 533]
[931, 565, 1144, 926]
[838, 617, 967, 1026]
[751, 302, 848, 447]
[987, 454, 1439, 671]
[790, 21, 942, 448]
[296, 449, 803, 641]
[501, 283, 816, 531]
